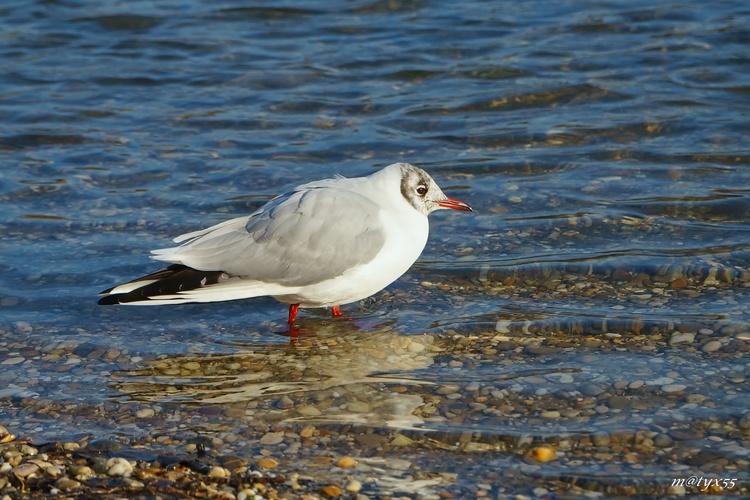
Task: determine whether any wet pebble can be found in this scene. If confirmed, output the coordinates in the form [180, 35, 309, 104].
[345, 478, 362, 493]
[257, 457, 278, 469]
[607, 396, 631, 410]
[296, 405, 322, 416]
[390, 434, 414, 446]
[580, 384, 605, 397]
[661, 384, 686, 393]
[45, 465, 64, 478]
[0, 426, 14, 443]
[260, 432, 284, 445]
[12, 463, 39, 478]
[54, 477, 82, 491]
[319, 485, 342, 497]
[1, 357, 25, 365]
[220, 455, 248, 471]
[106, 457, 133, 477]
[701, 340, 722, 353]
[208, 466, 230, 478]
[135, 408, 155, 418]
[407, 341, 426, 353]
[70, 465, 95, 479]
[277, 396, 294, 409]
[592, 431, 610, 447]
[669, 428, 705, 440]
[336, 456, 356, 469]
[527, 446, 557, 463]
[669, 332, 695, 346]
[347, 401, 370, 413]
[299, 425, 315, 438]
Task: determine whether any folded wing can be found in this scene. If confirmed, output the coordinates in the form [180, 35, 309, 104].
[151, 185, 387, 286]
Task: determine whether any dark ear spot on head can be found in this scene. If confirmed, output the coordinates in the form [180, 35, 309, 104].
[400, 173, 410, 204]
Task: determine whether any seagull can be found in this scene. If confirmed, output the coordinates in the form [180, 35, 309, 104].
[98, 162, 472, 328]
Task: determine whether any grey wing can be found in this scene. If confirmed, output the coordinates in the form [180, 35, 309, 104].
[152, 187, 387, 286]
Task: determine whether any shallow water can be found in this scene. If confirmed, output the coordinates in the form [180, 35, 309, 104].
[2, 0, 750, 497]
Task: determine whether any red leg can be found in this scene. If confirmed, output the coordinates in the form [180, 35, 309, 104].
[331, 305, 343, 317]
[288, 304, 300, 326]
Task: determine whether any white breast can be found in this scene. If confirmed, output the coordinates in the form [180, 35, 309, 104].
[273, 203, 429, 308]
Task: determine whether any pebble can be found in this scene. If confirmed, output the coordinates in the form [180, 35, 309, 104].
[12, 463, 40, 478]
[607, 396, 631, 410]
[299, 425, 315, 438]
[527, 446, 557, 463]
[390, 434, 414, 447]
[345, 479, 362, 493]
[208, 466, 230, 478]
[260, 432, 284, 445]
[45, 465, 64, 478]
[592, 432, 610, 447]
[257, 457, 278, 469]
[106, 458, 133, 477]
[661, 384, 687, 393]
[464, 442, 493, 452]
[407, 341, 426, 353]
[701, 340, 722, 353]
[669, 332, 695, 346]
[336, 456, 356, 469]
[580, 384, 605, 397]
[296, 405, 322, 416]
[654, 434, 674, 447]
[0, 297, 19, 306]
[135, 408, 155, 418]
[347, 401, 370, 413]
[70, 465, 95, 479]
[1, 357, 25, 365]
[319, 485, 342, 497]
[540, 410, 560, 419]
[0, 426, 14, 443]
[277, 396, 294, 409]
[670, 428, 705, 440]
[54, 477, 82, 491]
[646, 377, 674, 386]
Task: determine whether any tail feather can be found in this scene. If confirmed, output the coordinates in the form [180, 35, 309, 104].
[98, 264, 227, 305]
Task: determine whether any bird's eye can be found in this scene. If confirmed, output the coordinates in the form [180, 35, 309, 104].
[416, 185, 428, 196]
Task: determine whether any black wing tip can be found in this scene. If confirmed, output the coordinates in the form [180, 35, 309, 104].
[98, 294, 123, 305]
[96, 265, 227, 306]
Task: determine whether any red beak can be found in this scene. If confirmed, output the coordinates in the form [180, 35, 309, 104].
[437, 197, 473, 212]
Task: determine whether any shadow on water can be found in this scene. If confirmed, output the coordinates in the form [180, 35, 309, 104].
[112, 322, 438, 430]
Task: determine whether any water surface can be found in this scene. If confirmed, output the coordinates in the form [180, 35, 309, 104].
[2, 0, 750, 496]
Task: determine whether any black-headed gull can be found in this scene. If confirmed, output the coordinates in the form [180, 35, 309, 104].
[98, 162, 472, 328]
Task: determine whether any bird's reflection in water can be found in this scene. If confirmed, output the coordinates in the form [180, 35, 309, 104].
[112, 319, 440, 430]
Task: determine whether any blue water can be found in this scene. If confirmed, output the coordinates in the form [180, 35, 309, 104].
[2, 0, 750, 496]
